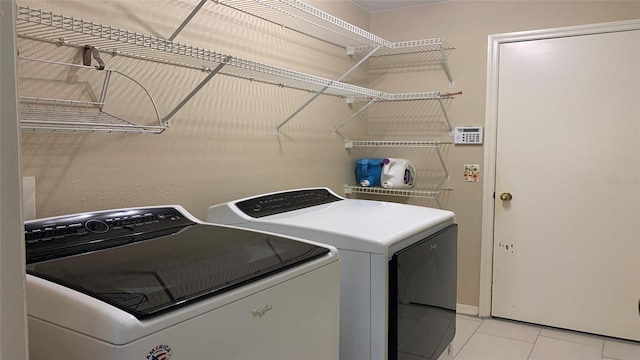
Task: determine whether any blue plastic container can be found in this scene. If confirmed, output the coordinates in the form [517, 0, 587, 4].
[356, 158, 385, 187]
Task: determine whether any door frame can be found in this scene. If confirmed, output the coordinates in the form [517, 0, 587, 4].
[479, 19, 640, 317]
[1, 0, 29, 357]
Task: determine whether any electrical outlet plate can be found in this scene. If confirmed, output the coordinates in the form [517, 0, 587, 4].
[464, 164, 480, 182]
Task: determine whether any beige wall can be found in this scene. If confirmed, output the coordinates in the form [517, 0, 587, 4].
[18, 0, 640, 309]
[368, 0, 640, 307]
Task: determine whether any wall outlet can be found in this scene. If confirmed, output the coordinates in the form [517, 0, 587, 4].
[464, 164, 480, 182]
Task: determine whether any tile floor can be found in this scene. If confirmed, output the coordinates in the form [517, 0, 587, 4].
[438, 315, 640, 360]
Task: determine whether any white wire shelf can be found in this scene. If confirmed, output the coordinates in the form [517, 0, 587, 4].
[343, 185, 452, 208]
[15, 5, 387, 99]
[350, 38, 454, 57]
[349, 91, 460, 103]
[210, 1, 455, 85]
[357, 38, 455, 86]
[212, 0, 455, 63]
[15, 4, 456, 135]
[344, 140, 452, 180]
[18, 56, 166, 134]
[215, 0, 392, 49]
[334, 91, 461, 134]
[20, 106, 166, 134]
[344, 140, 452, 149]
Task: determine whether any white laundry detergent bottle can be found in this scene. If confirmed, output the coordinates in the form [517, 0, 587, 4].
[381, 158, 416, 188]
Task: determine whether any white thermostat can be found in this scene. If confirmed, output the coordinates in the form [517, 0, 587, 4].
[454, 126, 483, 144]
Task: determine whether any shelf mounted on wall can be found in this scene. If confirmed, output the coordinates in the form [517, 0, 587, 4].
[185, 0, 457, 134]
[349, 38, 456, 87]
[344, 140, 452, 181]
[336, 91, 462, 134]
[15, 5, 391, 133]
[343, 185, 452, 209]
[15, 3, 456, 134]
[18, 56, 165, 134]
[213, 0, 393, 49]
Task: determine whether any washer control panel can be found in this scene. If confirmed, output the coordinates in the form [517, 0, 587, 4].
[25, 207, 195, 263]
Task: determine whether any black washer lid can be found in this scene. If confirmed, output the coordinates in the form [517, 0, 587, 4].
[27, 224, 329, 319]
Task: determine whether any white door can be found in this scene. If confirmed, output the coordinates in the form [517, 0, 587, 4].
[491, 27, 640, 340]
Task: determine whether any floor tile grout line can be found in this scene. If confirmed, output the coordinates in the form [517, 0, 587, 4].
[452, 317, 484, 360]
[474, 323, 541, 345]
[476, 332, 542, 345]
[457, 322, 540, 359]
[526, 328, 542, 360]
[451, 315, 640, 360]
[535, 334, 605, 349]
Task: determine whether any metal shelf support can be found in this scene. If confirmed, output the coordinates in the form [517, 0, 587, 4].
[333, 98, 377, 134]
[437, 97, 453, 132]
[275, 45, 382, 135]
[163, 59, 228, 123]
[169, 0, 208, 41]
[439, 42, 454, 87]
[436, 146, 450, 181]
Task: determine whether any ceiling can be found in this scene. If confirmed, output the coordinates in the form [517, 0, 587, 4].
[352, 0, 447, 12]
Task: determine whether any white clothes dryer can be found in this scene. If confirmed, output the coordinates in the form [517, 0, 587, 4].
[207, 187, 457, 360]
[25, 205, 340, 360]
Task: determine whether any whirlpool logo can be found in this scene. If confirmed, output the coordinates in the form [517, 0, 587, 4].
[146, 344, 172, 360]
[252, 304, 273, 318]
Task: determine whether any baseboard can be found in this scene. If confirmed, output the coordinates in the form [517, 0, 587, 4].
[456, 304, 479, 316]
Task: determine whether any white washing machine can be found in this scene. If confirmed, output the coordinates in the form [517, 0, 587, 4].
[25, 205, 340, 360]
[207, 187, 457, 360]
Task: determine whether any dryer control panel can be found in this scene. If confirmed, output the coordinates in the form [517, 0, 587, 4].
[25, 207, 195, 263]
[236, 188, 342, 218]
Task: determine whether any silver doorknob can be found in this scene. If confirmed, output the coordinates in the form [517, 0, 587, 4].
[500, 192, 513, 201]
